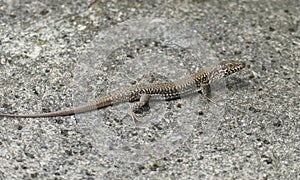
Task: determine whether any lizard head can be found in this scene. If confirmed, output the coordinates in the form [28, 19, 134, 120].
[201, 60, 246, 84]
[219, 60, 246, 77]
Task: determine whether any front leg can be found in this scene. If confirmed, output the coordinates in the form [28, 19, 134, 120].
[200, 83, 211, 100]
[128, 94, 151, 121]
[200, 83, 222, 102]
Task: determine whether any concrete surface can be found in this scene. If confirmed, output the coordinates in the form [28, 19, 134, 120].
[0, 0, 299, 179]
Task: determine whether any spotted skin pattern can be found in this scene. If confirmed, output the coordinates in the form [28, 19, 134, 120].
[0, 61, 245, 120]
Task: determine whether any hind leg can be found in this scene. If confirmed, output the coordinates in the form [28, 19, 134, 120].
[127, 94, 150, 121]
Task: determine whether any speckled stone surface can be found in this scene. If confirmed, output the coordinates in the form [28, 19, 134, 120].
[0, 0, 299, 179]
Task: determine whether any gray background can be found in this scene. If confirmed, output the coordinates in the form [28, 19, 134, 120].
[0, 0, 299, 179]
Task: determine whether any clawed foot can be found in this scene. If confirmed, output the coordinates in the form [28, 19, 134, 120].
[203, 95, 223, 102]
[127, 109, 142, 122]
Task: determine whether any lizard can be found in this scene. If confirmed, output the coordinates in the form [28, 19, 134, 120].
[0, 60, 245, 120]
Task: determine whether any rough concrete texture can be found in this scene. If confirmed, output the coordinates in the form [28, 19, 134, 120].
[0, 0, 299, 179]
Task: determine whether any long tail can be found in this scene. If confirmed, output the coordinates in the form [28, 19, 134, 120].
[0, 95, 113, 118]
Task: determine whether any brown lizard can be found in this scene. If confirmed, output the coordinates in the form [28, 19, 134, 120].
[0, 60, 245, 120]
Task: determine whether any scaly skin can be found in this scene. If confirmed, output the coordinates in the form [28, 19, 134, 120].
[0, 60, 245, 119]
